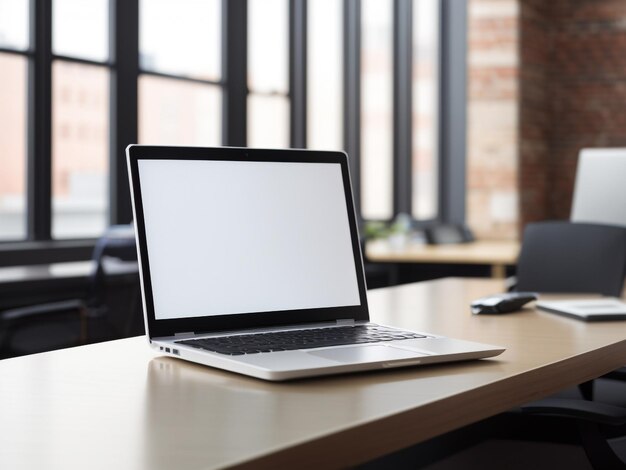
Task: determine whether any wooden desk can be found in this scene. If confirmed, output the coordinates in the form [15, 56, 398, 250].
[1, 277, 625, 470]
[366, 239, 520, 278]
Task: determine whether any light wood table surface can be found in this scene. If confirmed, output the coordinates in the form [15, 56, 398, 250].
[2, 277, 626, 470]
[366, 239, 520, 278]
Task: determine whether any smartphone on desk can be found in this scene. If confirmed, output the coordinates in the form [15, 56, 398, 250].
[471, 292, 538, 315]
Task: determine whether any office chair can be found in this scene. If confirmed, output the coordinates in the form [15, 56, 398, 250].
[514, 221, 626, 297]
[505, 221, 626, 468]
[517, 397, 626, 469]
[0, 225, 139, 359]
[513, 221, 626, 400]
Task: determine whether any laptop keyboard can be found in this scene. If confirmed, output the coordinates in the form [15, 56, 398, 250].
[176, 325, 427, 356]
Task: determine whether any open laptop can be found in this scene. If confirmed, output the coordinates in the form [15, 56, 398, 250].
[127, 145, 504, 381]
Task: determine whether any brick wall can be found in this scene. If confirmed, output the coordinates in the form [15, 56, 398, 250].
[467, 0, 520, 240]
[518, 0, 552, 224]
[468, 0, 626, 238]
[545, 0, 626, 221]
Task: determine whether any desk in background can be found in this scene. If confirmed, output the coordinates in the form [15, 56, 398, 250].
[366, 239, 520, 279]
[0, 259, 139, 310]
[0, 224, 138, 309]
[2, 277, 626, 469]
[0, 260, 93, 285]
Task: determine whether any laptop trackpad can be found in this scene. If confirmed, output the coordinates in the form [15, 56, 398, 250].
[307, 345, 426, 364]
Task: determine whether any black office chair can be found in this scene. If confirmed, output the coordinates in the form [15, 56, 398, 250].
[516, 397, 626, 469]
[514, 221, 626, 297]
[505, 221, 626, 468]
[0, 225, 140, 359]
[514, 221, 626, 397]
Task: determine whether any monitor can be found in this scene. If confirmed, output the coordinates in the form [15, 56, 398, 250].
[570, 148, 626, 227]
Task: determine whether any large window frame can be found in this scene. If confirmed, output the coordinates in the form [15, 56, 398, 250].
[0, 0, 139, 265]
[0, 0, 466, 266]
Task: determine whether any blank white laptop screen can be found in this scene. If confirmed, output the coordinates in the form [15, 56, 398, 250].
[138, 159, 361, 320]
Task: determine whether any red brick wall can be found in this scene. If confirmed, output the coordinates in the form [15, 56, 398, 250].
[467, 0, 520, 240]
[519, 0, 626, 226]
[518, 0, 552, 225]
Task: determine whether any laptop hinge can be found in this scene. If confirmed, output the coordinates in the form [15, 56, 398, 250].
[336, 319, 356, 326]
[174, 331, 195, 338]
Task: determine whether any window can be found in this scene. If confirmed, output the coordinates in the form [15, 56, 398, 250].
[51, 0, 111, 239]
[360, 0, 394, 220]
[139, 0, 222, 146]
[412, 0, 441, 220]
[0, 0, 29, 51]
[53, 0, 108, 62]
[139, 0, 220, 81]
[0, 0, 29, 241]
[305, 0, 449, 224]
[307, 0, 343, 151]
[51, 61, 109, 239]
[139, 76, 221, 146]
[0, 0, 114, 243]
[247, 0, 289, 148]
[0, 53, 27, 240]
[0, 0, 466, 265]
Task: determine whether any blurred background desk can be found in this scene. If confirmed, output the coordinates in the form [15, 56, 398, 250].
[366, 239, 520, 281]
[0, 259, 138, 309]
[0, 225, 138, 310]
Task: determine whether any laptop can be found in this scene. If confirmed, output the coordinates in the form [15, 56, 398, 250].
[127, 145, 504, 381]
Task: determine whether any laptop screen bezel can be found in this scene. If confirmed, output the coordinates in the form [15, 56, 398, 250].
[127, 145, 370, 338]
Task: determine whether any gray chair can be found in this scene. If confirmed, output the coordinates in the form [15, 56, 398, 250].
[515, 221, 626, 297]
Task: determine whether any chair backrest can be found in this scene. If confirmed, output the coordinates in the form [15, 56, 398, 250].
[515, 221, 626, 297]
[87, 225, 142, 338]
[88, 225, 137, 307]
[0, 225, 139, 358]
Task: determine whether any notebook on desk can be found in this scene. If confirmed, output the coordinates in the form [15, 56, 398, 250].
[127, 145, 504, 381]
[537, 298, 626, 321]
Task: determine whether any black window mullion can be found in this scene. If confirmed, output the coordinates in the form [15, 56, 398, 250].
[223, 0, 247, 147]
[344, 0, 361, 218]
[393, 0, 413, 216]
[439, 0, 466, 224]
[289, 0, 306, 148]
[28, 0, 52, 241]
[109, 0, 139, 225]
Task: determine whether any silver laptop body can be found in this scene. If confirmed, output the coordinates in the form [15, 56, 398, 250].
[127, 145, 504, 381]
